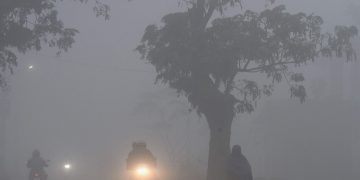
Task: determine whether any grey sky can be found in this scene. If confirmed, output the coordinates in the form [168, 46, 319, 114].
[2, 0, 359, 180]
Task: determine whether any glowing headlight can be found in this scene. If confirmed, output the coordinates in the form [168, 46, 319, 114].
[135, 166, 150, 176]
[64, 163, 72, 170]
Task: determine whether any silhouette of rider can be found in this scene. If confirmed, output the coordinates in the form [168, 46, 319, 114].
[126, 141, 156, 170]
[228, 145, 253, 180]
[27, 150, 48, 180]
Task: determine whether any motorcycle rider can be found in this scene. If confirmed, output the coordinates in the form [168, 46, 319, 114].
[126, 141, 156, 170]
[227, 145, 253, 180]
[27, 150, 48, 180]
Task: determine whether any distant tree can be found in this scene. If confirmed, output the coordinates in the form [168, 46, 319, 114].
[136, 1, 358, 180]
[0, 0, 110, 86]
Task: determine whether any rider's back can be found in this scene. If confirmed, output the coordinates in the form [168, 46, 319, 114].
[228, 145, 253, 180]
[27, 157, 46, 171]
[127, 148, 156, 169]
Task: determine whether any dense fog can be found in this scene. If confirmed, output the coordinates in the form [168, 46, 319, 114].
[1, 1, 359, 180]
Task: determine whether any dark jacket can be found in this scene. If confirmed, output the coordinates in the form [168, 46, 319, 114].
[27, 157, 48, 171]
[127, 148, 156, 170]
[228, 151, 253, 180]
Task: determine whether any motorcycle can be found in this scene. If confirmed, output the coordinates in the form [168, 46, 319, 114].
[28, 160, 49, 180]
[29, 170, 47, 180]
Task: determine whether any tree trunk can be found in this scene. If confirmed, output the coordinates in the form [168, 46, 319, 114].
[194, 77, 236, 180]
[206, 114, 233, 180]
[187, 3, 235, 179]
[0, 87, 10, 179]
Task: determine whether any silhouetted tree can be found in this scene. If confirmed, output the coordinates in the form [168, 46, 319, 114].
[0, 0, 110, 86]
[136, 1, 358, 180]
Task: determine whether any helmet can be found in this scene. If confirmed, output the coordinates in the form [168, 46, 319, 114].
[132, 141, 147, 149]
[32, 149, 40, 157]
[232, 145, 242, 154]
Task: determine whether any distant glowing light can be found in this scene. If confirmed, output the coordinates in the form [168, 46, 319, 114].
[28, 65, 34, 70]
[64, 163, 72, 170]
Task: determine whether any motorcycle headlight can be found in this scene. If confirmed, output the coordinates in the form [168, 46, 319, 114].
[135, 165, 150, 177]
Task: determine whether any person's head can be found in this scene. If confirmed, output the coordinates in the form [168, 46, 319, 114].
[232, 145, 242, 155]
[132, 141, 147, 150]
[32, 149, 40, 157]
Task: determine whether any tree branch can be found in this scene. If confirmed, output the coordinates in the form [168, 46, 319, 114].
[241, 61, 298, 73]
[242, 59, 251, 70]
[224, 73, 236, 95]
[202, 2, 216, 29]
[281, 67, 291, 86]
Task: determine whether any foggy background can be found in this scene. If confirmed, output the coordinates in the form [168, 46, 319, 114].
[1, 0, 359, 180]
